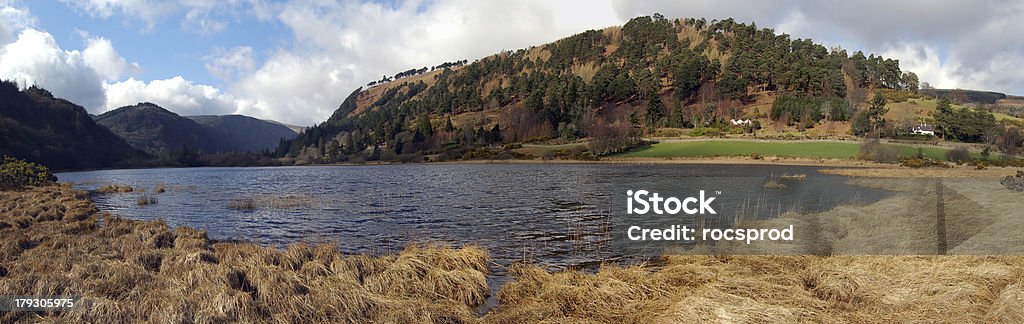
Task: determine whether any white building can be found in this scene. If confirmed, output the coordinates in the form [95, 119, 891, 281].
[911, 124, 935, 136]
[730, 119, 752, 126]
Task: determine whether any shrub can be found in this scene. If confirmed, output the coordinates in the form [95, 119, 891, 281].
[1001, 170, 1024, 191]
[899, 158, 950, 168]
[589, 123, 641, 155]
[0, 157, 56, 191]
[689, 127, 723, 137]
[945, 147, 971, 163]
[858, 138, 899, 163]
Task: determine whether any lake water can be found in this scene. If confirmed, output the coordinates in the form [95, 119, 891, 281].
[57, 163, 891, 297]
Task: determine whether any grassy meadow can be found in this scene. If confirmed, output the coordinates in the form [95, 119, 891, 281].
[618, 140, 969, 161]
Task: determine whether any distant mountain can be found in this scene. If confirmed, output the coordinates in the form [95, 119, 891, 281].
[94, 103, 297, 155]
[95, 103, 224, 155]
[263, 119, 306, 134]
[186, 115, 299, 152]
[0, 82, 146, 170]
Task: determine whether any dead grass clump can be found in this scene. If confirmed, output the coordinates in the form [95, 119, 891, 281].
[94, 184, 134, 193]
[779, 174, 807, 180]
[226, 197, 256, 210]
[154, 183, 166, 193]
[764, 180, 787, 189]
[136, 194, 157, 206]
[986, 277, 1024, 322]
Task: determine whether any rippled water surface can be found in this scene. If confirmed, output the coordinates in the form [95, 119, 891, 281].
[58, 164, 890, 283]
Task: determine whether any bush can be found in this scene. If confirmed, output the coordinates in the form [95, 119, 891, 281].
[1001, 170, 1024, 191]
[858, 138, 899, 163]
[0, 157, 56, 191]
[899, 158, 950, 168]
[945, 147, 971, 163]
[589, 123, 641, 155]
[688, 127, 723, 137]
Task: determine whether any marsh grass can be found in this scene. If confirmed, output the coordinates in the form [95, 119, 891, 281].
[763, 180, 786, 189]
[136, 194, 157, 206]
[0, 185, 490, 323]
[94, 184, 134, 193]
[779, 174, 807, 181]
[227, 194, 319, 210]
[226, 198, 256, 210]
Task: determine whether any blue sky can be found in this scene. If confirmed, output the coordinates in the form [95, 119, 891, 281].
[27, 1, 285, 87]
[0, 0, 1021, 125]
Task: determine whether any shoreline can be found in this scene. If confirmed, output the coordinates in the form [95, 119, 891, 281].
[63, 156, 1018, 180]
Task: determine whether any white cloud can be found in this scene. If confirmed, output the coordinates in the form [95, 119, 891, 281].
[225, 0, 622, 125]
[881, 43, 961, 89]
[62, 0, 277, 34]
[204, 46, 254, 81]
[61, 0, 177, 30]
[0, 28, 107, 109]
[0, 1, 36, 44]
[104, 76, 237, 116]
[83, 37, 141, 80]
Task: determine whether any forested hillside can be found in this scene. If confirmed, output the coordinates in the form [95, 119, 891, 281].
[0, 81, 146, 170]
[281, 15, 919, 162]
[95, 103, 228, 155]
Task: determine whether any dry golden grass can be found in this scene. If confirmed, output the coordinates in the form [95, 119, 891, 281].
[0, 184, 490, 323]
[483, 255, 1024, 323]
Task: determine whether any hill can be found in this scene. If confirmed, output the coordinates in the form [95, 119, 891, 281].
[186, 115, 298, 152]
[95, 104, 298, 156]
[279, 14, 918, 162]
[95, 103, 226, 155]
[0, 81, 146, 170]
[919, 89, 1008, 105]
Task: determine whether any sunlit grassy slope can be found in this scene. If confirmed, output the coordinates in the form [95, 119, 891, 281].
[886, 98, 1024, 123]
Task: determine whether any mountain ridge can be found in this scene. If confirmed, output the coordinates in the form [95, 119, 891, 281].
[95, 103, 298, 156]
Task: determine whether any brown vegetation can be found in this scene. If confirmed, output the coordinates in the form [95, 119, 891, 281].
[94, 184, 135, 193]
[484, 255, 1024, 323]
[0, 185, 490, 323]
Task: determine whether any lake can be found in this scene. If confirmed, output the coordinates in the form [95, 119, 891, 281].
[57, 163, 890, 294]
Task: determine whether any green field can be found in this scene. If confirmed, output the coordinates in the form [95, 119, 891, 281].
[618, 141, 966, 161]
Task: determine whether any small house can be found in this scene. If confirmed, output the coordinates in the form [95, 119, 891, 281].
[730, 119, 752, 126]
[911, 124, 935, 136]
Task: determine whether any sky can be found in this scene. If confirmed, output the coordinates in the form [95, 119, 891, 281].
[1, 0, 1022, 126]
